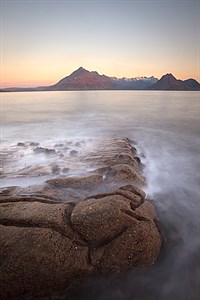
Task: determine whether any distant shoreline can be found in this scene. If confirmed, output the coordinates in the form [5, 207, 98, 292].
[1, 89, 199, 93]
[1, 68, 199, 92]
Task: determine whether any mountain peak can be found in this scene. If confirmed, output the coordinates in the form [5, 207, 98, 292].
[71, 66, 89, 76]
[77, 66, 86, 71]
[151, 73, 199, 90]
[162, 73, 177, 80]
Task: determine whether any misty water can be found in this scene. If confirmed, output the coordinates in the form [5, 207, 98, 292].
[1, 91, 200, 300]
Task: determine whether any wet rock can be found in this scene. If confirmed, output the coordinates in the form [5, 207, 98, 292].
[0, 194, 61, 204]
[86, 185, 144, 208]
[116, 152, 135, 165]
[0, 186, 19, 196]
[16, 165, 53, 176]
[30, 142, 39, 147]
[0, 201, 83, 242]
[0, 138, 162, 299]
[62, 167, 70, 173]
[55, 143, 64, 148]
[16, 184, 82, 203]
[51, 165, 61, 175]
[70, 150, 78, 156]
[71, 195, 135, 246]
[105, 164, 146, 186]
[33, 147, 56, 155]
[93, 218, 161, 275]
[134, 156, 141, 164]
[119, 185, 146, 200]
[46, 174, 103, 189]
[75, 142, 81, 147]
[0, 225, 92, 300]
[0, 191, 161, 299]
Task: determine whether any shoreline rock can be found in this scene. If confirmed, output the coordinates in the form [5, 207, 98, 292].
[0, 138, 162, 299]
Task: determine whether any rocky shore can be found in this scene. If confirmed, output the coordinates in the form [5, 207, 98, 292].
[0, 138, 162, 299]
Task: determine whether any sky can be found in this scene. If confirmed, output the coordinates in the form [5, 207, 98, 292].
[1, 0, 199, 87]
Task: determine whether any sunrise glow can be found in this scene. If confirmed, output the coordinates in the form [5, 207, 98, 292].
[1, 0, 199, 87]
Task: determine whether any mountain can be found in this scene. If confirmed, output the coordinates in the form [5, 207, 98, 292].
[49, 67, 119, 90]
[113, 76, 158, 90]
[183, 79, 200, 90]
[151, 73, 200, 91]
[1, 68, 199, 92]
[49, 67, 158, 90]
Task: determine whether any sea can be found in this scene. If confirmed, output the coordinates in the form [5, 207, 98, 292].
[1, 90, 200, 300]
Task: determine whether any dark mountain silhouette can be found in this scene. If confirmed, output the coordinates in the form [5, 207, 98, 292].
[183, 79, 200, 90]
[151, 73, 200, 90]
[1, 68, 199, 92]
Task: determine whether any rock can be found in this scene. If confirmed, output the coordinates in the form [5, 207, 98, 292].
[70, 149, 78, 156]
[16, 183, 83, 203]
[92, 219, 161, 275]
[119, 185, 146, 199]
[86, 186, 144, 208]
[55, 143, 64, 147]
[62, 167, 70, 173]
[75, 142, 81, 147]
[134, 156, 141, 164]
[0, 225, 92, 299]
[46, 174, 103, 189]
[51, 165, 61, 175]
[0, 186, 19, 196]
[71, 196, 161, 275]
[0, 138, 162, 298]
[0, 201, 83, 242]
[0, 192, 161, 299]
[33, 147, 56, 155]
[105, 164, 146, 186]
[17, 142, 25, 146]
[115, 152, 136, 166]
[16, 165, 53, 176]
[71, 195, 136, 246]
[30, 142, 39, 146]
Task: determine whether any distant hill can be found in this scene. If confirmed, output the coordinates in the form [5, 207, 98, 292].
[151, 73, 200, 91]
[1, 68, 199, 92]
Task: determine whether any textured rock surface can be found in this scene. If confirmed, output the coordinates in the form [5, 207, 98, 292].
[0, 138, 162, 299]
[0, 225, 91, 298]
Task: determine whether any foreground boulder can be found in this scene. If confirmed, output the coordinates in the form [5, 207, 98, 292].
[0, 138, 162, 299]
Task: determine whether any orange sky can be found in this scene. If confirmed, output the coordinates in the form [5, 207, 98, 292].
[1, 1, 199, 87]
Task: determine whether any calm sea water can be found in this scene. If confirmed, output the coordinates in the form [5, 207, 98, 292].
[1, 91, 200, 300]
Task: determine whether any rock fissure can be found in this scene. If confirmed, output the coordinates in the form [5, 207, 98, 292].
[85, 190, 142, 206]
[0, 218, 87, 246]
[120, 208, 140, 220]
[93, 226, 130, 249]
[68, 205, 90, 246]
[0, 195, 63, 204]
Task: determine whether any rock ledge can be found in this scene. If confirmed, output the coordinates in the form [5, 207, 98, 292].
[0, 138, 162, 299]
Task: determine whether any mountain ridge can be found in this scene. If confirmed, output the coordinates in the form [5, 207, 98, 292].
[151, 73, 200, 90]
[1, 67, 199, 92]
